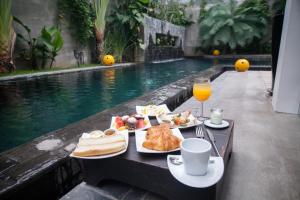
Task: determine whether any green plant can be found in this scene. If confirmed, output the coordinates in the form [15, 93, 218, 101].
[239, 0, 271, 20]
[199, 0, 268, 51]
[14, 17, 39, 68]
[93, 0, 110, 61]
[38, 27, 64, 68]
[105, 0, 149, 61]
[58, 0, 94, 47]
[15, 20, 64, 69]
[107, 0, 149, 47]
[105, 28, 133, 63]
[0, 0, 16, 72]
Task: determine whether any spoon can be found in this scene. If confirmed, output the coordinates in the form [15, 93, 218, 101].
[169, 156, 215, 165]
[169, 157, 183, 165]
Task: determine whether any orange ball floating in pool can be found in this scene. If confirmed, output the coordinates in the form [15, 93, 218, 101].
[212, 49, 220, 56]
[102, 55, 115, 66]
[235, 59, 250, 72]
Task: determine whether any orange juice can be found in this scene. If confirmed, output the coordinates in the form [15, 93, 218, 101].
[193, 83, 211, 101]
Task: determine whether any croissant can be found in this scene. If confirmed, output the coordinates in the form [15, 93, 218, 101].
[143, 123, 181, 151]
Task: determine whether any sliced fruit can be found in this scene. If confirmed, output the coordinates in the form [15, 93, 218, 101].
[115, 116, 122, 122]
[117, 126, 127, 131]
[116, 120, 125, 128]
[137, 119, 145, 129]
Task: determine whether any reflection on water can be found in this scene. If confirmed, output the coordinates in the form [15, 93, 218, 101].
[0, 59, 215, 152]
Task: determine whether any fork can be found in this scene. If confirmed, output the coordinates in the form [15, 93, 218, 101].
[196, 124, 205, 138]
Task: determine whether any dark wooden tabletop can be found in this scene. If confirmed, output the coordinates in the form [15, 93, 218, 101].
[80, 118, 234, 200]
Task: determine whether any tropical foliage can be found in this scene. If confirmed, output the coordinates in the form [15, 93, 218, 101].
[199, 0, 269, 51]
[0, 0, 16, 72]
[93, 0, 110, 61]
[105, 0, 149, 62]
[104, 28, 132, 63]
[58, 0, 94, 47]
[14, 17, 39, 68]
[38, 27, 64, 68]
[107, 0, 149, 48]
[15, 20, 63, 69]
[148, 0, 192, 26]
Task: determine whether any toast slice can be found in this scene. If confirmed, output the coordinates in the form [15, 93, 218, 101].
[78, 134, 125, 146]
[73, 141, 126, 157]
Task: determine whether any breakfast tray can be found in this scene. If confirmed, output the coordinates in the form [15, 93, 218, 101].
[79, 118, 234, 200]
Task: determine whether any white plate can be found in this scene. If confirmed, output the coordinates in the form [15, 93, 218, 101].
[110, 116, 151, 133]
[70, 130, 129, 159]
[156, 114, 202, 129]
[135, 128, 184, 153]
[167, 155, 224, 188]
[136, 104, 171, 117]
[204, 120, 229, 129]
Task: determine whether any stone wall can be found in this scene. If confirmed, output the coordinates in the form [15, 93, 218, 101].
[143, 15, 186, 48]
[12, 0, 92, 69]
[184, 6, 201, 57]
[138, 16, 185, 62]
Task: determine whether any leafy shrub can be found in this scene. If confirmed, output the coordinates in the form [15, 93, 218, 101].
[15, 18, 63, 69]
[199, 0, 269, 53]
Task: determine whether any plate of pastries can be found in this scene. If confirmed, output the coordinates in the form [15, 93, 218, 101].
[135, 123, 183, 153]
[70, 129, 128, 159]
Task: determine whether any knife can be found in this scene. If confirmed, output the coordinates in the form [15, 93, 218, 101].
[206, 129, 221, 157]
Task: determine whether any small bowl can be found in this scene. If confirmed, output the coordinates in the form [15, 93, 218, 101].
[104, 128, 117, 136]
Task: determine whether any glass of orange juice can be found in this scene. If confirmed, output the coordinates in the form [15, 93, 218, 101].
[193, 79, 212, 118]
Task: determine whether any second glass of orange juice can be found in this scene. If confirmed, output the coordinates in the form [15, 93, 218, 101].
[193, 79, 211, 118]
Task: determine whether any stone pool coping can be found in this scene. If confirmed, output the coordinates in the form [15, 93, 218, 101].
[0, 62, 136, 82]
[201, 54, 271, 61]
[0, 64, 270, 198]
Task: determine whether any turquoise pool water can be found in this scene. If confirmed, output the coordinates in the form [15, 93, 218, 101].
[0, 59, 218, 152]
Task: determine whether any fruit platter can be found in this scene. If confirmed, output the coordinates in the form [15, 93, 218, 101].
[156, 111, 201, 129]
[110, 114, 151, 133]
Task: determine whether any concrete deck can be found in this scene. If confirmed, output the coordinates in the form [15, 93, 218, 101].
[175, 71, 300, 200]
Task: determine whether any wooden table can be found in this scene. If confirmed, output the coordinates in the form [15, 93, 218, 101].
[80, 119, 234, 200]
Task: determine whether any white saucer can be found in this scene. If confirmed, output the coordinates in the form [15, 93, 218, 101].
[204, 120, 229, 129]
[167, 155, 224, 188]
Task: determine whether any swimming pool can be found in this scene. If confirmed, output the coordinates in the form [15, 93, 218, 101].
[0, 59, 220, 152]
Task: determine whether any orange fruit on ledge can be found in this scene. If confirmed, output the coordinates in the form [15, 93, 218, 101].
[212, 49, 220, 56]
[235, 59, 250, 72]
[102, 55, 115, 66]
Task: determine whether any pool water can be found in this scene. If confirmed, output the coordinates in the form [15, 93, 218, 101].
[0, 59, 218, 152]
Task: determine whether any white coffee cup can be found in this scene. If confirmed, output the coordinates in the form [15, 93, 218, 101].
[180, 138, 212, 176]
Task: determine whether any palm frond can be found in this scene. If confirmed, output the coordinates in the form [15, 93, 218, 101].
[93, 0, 110, 32]
[0, 0, 14, 53]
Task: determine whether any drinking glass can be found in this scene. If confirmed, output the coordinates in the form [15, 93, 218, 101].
[193, 79, 211, 119]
